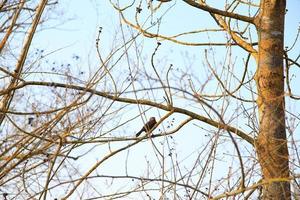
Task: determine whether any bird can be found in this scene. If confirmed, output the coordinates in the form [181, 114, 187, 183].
[136, 117, 157, 137]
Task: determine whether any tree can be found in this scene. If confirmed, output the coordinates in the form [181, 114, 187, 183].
[254, 1, 290, 198]
[106, 0, 298, 199]
[1, 0, 299, 199]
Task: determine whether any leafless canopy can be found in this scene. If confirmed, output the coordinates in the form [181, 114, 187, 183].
[0, 0, 300, 199]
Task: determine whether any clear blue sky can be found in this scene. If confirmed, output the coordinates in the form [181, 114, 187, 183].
[31, 1, 300, 198]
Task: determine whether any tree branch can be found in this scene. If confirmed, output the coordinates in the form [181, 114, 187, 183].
[182, 0, 254, 24]
[5, 81, 255, 146]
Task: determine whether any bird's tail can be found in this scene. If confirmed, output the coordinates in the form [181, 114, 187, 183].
[135, 130, 143, 137]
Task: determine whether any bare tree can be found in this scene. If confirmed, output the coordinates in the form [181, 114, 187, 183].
[98, 0, 298, 199]
[1, 0, 300, 200]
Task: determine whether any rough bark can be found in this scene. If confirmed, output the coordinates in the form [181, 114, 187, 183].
[254, 0, 290, 199]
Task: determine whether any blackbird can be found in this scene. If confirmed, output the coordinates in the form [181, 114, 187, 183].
[135, 117, 157, 137]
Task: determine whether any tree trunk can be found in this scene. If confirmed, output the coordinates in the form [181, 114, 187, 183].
[254, 0, 290, 199]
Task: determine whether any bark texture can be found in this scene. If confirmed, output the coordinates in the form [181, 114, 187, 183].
[255, 0, 290, 199]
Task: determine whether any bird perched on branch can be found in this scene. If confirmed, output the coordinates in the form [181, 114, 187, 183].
[136, 117, 157, 137]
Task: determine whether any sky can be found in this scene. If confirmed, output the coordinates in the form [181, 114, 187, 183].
[29, 0, 300, 199]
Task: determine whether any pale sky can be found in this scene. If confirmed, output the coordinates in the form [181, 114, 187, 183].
[29, 1, 300, 199]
